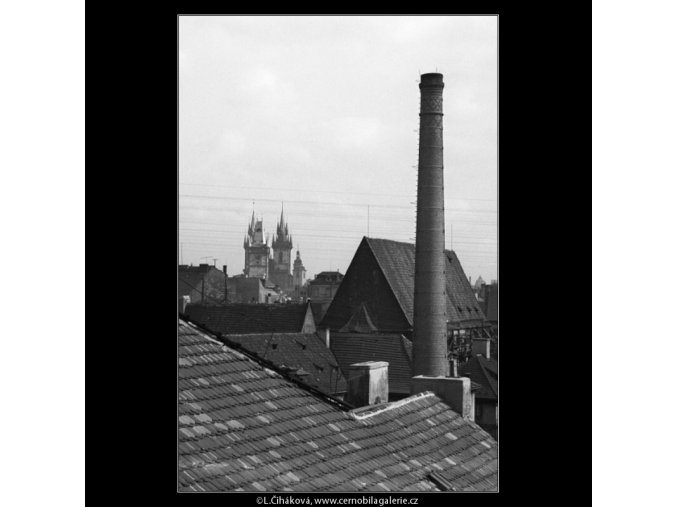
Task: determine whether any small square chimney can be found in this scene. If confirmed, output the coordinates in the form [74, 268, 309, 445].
[346, 361, 388, 408]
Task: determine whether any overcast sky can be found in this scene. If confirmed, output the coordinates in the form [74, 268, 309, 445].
[179, 15, 497, 283]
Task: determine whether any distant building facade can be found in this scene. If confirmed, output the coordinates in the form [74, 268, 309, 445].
[178, 264, 226, 305]
[226, 275, 281, 304]
[308, 270, 344, 321]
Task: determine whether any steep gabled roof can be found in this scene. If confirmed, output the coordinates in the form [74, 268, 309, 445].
[364, 238, 486, 327]
[225, 333, 347, 395]
[179, 319, 498, 492]
[459, 355, 498, 401]
[330, 333, 413, 394]
[184, 303, 312, 334]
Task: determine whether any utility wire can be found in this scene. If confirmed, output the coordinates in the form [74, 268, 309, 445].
[179, 182, 497, 202]
[179, 193, 497, 213]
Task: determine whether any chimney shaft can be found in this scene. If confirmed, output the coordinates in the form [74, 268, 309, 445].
[413, 72, 448, 378]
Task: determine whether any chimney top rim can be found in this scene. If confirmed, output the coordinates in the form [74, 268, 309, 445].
[348, 361, 389, 370]
[412, 375, 471, 382]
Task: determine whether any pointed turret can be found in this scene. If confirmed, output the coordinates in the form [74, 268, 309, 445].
[271, 204, 294, 286]
[292, 248, 306, 290]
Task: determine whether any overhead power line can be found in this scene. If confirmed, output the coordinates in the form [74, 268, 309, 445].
[179, 182, 497, 203]
[179, 193, 497, 214]
[180, 206, 497, 225]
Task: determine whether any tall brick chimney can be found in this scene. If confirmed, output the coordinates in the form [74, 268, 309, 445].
[413, 73, 448, 378]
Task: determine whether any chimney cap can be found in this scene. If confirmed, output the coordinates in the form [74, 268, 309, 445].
[419, 73, 444, 87]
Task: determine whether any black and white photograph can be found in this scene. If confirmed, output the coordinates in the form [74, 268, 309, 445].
[13, 2, 677, 505]
[178, 15, 498, 493]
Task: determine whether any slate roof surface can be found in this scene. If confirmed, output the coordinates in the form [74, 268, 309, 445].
[179, 319, 498, 492]
[330, 333, 413, 394]
[225, 333, 347, 395]
[459, 355, 498, 401]
[185, 303, 311, 334]
[365, 238, 486, 327]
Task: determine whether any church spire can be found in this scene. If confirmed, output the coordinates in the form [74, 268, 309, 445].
[249, 202, 256, 237]
[274, 203, 291, 246]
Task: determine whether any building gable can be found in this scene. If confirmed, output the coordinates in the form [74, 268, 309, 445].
[321, 238, 410, 332]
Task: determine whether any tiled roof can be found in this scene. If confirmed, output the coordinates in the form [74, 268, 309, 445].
[224, 333, 347, 396]
[365, 238, 486, 327]
[179, 319, 498, 492]
[330, 333, 413, 394]
[185, 303, 312, 334]
[459, 356, 498, 401]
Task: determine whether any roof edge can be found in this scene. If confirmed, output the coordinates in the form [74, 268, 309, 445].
[179, 316, 353, 411]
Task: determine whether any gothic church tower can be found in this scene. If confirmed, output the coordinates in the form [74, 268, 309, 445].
[243, 210, 270, 280]
[269, 205, 294, 292]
